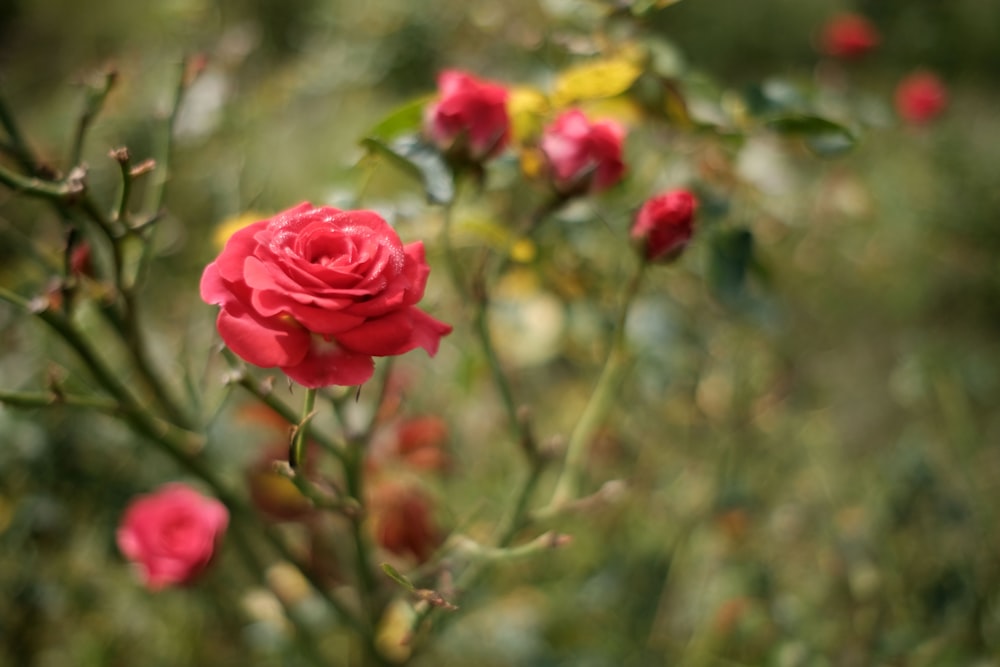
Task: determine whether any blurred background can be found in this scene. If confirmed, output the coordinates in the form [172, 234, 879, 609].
[1, 0, 999, 665]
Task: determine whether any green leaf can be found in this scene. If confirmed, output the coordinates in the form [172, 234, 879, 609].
[381, 563, 416, 592]
[707, 227, 755, 306]
[364, 95, 432, 142]
[362, 135, 455, 205]
[765, 115, 856, 157]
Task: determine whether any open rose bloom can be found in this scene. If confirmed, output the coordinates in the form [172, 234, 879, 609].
[117, 484, 229, 590]
[424, 69, 510, 163]
[631, 189, 698, 263]
[820, 13, 880, 59]
[201, 203, 452, 387]
[540, 109, 626, 196]
[895, 71, 948, 125]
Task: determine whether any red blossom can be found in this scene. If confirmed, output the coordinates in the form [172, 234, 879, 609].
[820, 13, 880, 59]
[200, 203, 452, 388]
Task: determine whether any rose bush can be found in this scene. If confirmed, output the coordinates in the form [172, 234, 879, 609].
[630, 189, 698, 263]
[423, 69, 510, 163]
[116, 484, 229, 590]
[540, 109, 626, 196]
[200, 203, 452, 387]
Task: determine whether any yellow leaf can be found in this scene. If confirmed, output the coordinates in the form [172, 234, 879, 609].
[213, 211, 264, 248]
[553, 57, 643, 107]
[508, 86, 551, 142]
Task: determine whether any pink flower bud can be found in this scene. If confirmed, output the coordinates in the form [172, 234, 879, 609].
[895, 71, 948, 125]
[631, 189, 698, 263]
[117, 483, 229, 590]
[820, 13, 880, 59]
[424, 70, 510, 163]
[540, 109, 626, 196]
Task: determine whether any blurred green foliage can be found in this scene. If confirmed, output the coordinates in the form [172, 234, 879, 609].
[2, 1, 1000, 666]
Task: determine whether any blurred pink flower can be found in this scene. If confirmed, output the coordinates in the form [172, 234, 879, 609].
[631, 189, 698, 263]
[895, 71, 948, 125]
[117, 483, 229, 590]
[820, 13, 880, 59]
[424, 69, 510, 163]
[540, 109, 626, 196]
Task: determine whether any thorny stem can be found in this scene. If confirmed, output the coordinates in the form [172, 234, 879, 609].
[290, 387, 317, 469]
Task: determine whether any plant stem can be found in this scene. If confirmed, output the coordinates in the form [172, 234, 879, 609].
[546, 259, 647, 510]
[290, 387, 317, 469]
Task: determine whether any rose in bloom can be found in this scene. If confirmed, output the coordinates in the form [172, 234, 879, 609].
[117, 483, 229, 590]
[200, 203, 452, 388]
[895, 71, 948, 125]
[424, 69, 510, 163]
[631, 189, 698, 263]
[540, 109, 626, 196]
[820, 13, 880, 59]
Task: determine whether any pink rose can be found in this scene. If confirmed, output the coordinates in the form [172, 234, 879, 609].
[424, 69, 510, 162]
[895, 71, 948, 125]
[540, 109, 626, 196]
[631, 189, 698, 263]
[117, 483, 229, 590]
[820, 13, 880, 59]
[200, 203, 452, 388]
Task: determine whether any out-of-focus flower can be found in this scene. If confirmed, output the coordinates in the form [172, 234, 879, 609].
[117, 483, 229, 590]
[895, 71, 948, 125]
[424, 70, 510, 163]
[247, 443, 316, 522]
[630, 189, 698, 263]
[200, 203, 452, 388]
[396, 415, 451, 472]
[820, 13, 880, 59]
[368, 480, 441, 564]
[69, 242, 94, 278]
[540, 109, 626, 196]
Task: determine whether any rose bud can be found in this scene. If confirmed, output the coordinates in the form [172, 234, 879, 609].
[200, 203, 453, 388]
[631, 189, 698, 263]
[540, 109, 626, 196]
[69, 241, 94, 278]
[895, 71, 948, 125]
[117, 483, 229, 590]
[820, 13, 880, 59]
[424, 69, 510, 164]
[368, 480, 441, 564]
[396, 415, 451, 472]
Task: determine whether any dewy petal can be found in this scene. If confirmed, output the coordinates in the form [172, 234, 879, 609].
[282, 338, 375, 388]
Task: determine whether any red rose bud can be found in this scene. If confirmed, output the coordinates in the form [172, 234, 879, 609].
[396, 415, 451, 472]
[117, 483, 229, 590]
[200, 203, 452, 388]
[895, 71, 948, 125]
[69, 242, 94, 278]
[631, 189, 698, 263]
[368, 481, 441, 564]
[540, 109, 626, 196]
[424, 69, 510, 163]
[820, 13, 880, 59]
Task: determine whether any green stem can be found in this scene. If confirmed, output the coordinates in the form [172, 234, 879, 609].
[0, 162, 80, 201]
[547, 259, 647, 510]
[69, 69, 117, 168]
[0, 389, 118, 413]
[226, 358, 348, 464]
[0, 85, 38, 173]
[290, 387, 317, 469]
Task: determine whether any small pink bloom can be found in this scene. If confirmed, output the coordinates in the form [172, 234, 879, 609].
[631, 189, 698, 263]
[895, 71, 948, 125]
[200, 203, 452, 388]
[117, 484, 229, 590]
[424, 70, 510, 162]
[820, 13, 880, 59]
[540, 109, 626, 196]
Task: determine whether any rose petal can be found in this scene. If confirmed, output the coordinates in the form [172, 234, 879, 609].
[282, 338, 375, 387]
[216, 303, 310, 368]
